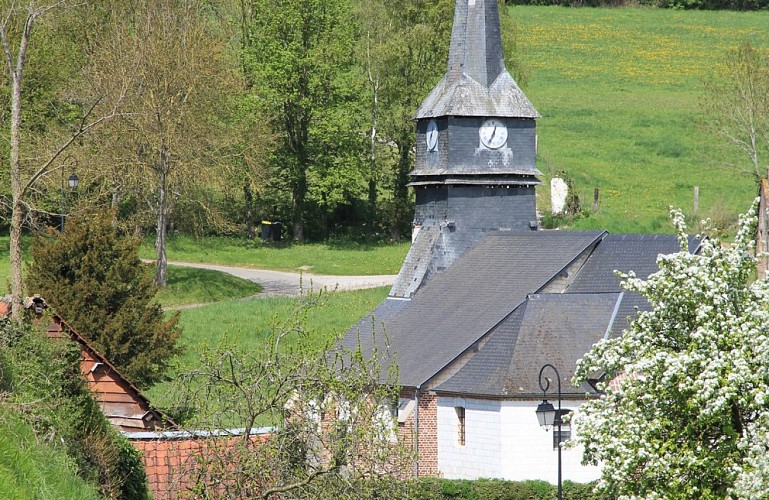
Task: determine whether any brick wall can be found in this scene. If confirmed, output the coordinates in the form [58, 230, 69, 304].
[130, 432, 267, 499]
[397, 389, 439, 478]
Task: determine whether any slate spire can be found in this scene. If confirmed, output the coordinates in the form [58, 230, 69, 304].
[446, 0, 505, 86]
[415, 0, 538, 119]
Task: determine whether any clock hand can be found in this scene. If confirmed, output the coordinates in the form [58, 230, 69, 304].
[490, 126, 497, 142]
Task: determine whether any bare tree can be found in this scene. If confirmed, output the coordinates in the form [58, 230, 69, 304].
[169, 292, 413, 498]
[702, 41, 769, 181]
[85, 0, 241, 287]
[2, 0, 124, 321]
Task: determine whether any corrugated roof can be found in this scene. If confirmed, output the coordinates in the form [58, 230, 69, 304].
[343, 231, 604, 388]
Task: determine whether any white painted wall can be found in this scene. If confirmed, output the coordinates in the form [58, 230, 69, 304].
[437, 396, 600, 484]
[438, 397, 502, 478]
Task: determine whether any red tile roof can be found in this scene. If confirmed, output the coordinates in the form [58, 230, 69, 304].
[46, 316, 173, 432]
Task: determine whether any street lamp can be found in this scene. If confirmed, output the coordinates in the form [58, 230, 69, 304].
[60, 158, 79, 232]
[535, 363, 568, 500]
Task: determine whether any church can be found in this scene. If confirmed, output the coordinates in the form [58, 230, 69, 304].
[342, 0, 699, 484]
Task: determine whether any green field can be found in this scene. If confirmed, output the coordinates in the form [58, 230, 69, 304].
[138, 236, 410, 276]
[156, 266, 263, 307]
[516, 6, 769, 233]
[145, 286, 391, 411]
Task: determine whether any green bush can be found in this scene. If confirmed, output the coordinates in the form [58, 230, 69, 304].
[0, 408, 101, 499]
[400, 478, 604, 499]
[27, 210, 182, 388]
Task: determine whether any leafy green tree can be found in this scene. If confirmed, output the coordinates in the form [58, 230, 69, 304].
[1, 1, 123, 320]
[242, 0, 359, 241]
[573, 203, 769, 498]
[26, 211, 181, 388]
[83, 0, 243, 286]
[364, 0, 453, 239]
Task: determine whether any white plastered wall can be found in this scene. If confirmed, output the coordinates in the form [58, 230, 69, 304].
[437, 396, 600, 484]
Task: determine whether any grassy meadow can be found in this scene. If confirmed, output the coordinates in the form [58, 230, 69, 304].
[138, 235, 410, 276]
[156, 266, 262, 307]
[516, 6, 769, 233]
[145, 286, 391, 411]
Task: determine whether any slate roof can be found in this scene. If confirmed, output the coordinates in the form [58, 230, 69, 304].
[435, 293, 622, 398]
[565, 234, 701, 293]
[432, 233, 704, 398]
[565, 234, 702, 338]
[414, 0, 538, 119]
[390, 224, 440, 299]
[343, 231, 604, 388]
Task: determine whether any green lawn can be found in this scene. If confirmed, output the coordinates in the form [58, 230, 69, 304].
[145, 286, 390, 412]
[516, 6, 769, 233]
[156, 266, 262, 307]
[139, 235, 410, 276]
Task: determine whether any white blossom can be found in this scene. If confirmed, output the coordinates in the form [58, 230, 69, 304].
[573, 200, 769, 498]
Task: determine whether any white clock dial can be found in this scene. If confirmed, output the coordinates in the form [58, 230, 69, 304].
[426, 119, 439, 151]
[479, 119, 508, 150]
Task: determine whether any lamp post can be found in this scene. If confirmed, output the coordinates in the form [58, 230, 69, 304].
[60, 158, 79, 232]
[535, 363, 564, 500]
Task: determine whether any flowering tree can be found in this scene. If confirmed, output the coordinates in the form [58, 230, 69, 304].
[573, 201, 769, 498]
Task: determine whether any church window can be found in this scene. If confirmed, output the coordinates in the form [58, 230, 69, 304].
[455, 406, 466, 446]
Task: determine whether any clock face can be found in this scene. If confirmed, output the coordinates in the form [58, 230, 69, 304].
[426, 120, 439, 151]
[479, 118, 508, 150]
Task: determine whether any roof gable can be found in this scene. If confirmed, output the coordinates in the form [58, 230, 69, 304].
[436, 293, 622, 398]
[566, 234, 699, 293]
[47, 315, 171, 432]
[345, 231, 604, 388]
[415, 0, 538, 119]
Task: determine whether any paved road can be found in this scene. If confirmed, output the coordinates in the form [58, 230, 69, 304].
[167, 261, 396, 298]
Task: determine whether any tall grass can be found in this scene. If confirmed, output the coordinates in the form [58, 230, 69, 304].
[517, 6, 769, 233]
[0, 409, 100, 499]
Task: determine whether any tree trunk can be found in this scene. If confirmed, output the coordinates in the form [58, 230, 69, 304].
[368, 178, 377, 233]
[8, 48, 24, 321]
[392, 140, 412, 242]
[244, 181, 255, 239]
[292, 167, 307, 242]
[155, 164, 168, 288]
[367, 58, 379, 234]
[9, 199, 24, 320]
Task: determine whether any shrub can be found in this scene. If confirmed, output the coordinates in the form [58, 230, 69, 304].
[399, 477, 603, 499]
[27, 210, 182, 388]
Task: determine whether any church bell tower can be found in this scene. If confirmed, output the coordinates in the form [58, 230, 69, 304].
[391, 0, 541, 298]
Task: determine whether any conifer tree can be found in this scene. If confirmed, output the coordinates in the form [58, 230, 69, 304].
[26, 211, 181, 388]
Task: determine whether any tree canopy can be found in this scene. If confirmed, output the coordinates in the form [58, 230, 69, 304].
[573, 202, 769, 498]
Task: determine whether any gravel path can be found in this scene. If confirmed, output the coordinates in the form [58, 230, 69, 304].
[167, 261, 396, 298]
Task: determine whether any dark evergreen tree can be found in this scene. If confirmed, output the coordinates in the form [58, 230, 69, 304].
[26, 211, 181, 388]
